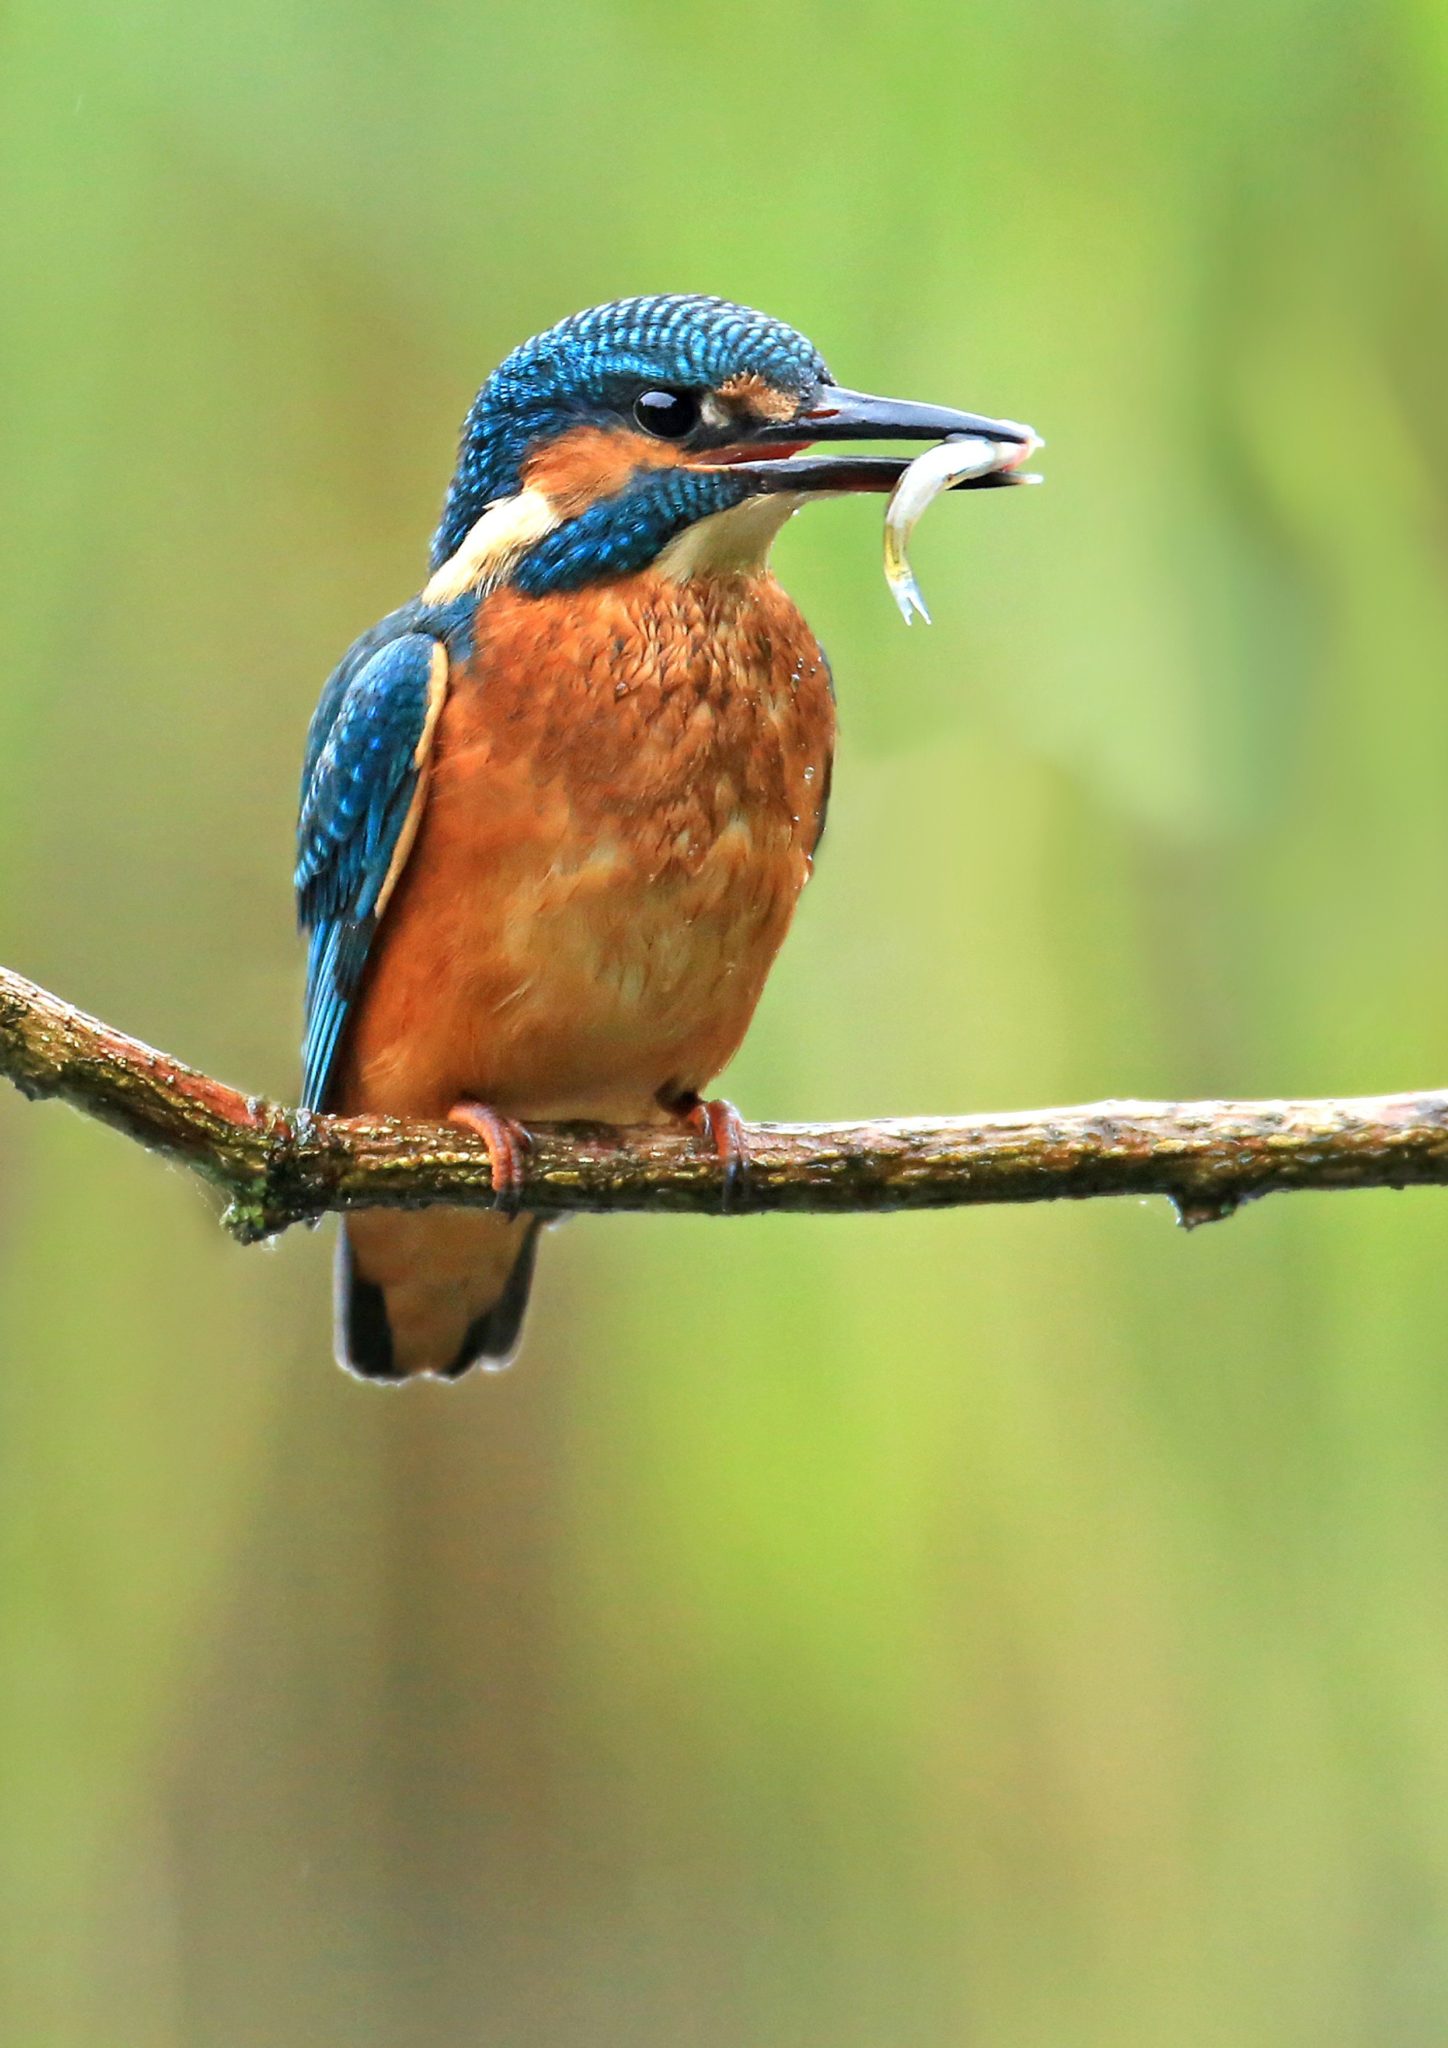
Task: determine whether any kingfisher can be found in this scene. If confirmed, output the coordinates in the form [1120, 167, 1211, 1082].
[296, 294, 1032, 1381]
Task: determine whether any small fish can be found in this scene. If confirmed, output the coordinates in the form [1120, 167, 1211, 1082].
[884, 427, 1041, 624]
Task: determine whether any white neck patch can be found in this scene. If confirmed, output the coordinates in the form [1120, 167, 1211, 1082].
[422, 487, 559, 604]
[423, 481, 804, 602]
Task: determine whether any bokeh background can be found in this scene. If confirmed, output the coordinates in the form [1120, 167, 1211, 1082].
[5, 2, 1448, 2041]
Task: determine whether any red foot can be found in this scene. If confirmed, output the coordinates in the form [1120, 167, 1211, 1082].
[680, 1094, 750, 1211]
[447, 1101, 532, 1214]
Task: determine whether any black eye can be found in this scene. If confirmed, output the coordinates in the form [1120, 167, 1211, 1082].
[632, 388, 700, 439]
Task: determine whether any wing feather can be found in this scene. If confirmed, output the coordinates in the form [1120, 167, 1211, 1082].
[295, 632, 447, 1112]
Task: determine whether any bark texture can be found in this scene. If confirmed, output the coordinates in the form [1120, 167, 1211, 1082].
[1, 965, 1444, 1243]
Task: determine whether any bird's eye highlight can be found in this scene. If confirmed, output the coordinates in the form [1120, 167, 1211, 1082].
[632, 388, 700, 439]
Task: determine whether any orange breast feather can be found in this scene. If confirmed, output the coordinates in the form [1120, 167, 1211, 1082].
[336, 570, 834, 1126]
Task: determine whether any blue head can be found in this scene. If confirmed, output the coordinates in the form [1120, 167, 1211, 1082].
[426, 295, 1031, 601]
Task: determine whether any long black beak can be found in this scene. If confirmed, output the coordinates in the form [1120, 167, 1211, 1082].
[783, 385, 1033, 448]
[709, 383, 1039, 495]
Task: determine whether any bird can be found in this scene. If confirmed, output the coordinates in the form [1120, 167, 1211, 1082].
[296, 294, 1032, 1381]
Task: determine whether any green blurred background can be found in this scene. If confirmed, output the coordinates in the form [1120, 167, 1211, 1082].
[4, 2, 1448, 2041]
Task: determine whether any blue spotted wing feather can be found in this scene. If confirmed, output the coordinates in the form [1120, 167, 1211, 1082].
[296, 630, 446, 1112]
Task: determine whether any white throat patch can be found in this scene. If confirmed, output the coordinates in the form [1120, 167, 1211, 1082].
[653, 492, 804, 582]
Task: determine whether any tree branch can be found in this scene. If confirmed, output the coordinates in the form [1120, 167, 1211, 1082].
[1, 964, 1445, 1243]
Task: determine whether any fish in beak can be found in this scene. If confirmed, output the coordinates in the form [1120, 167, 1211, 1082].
[701, 382, 1043, 624]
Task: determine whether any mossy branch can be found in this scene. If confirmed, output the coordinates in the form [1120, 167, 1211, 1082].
[1, 964, 1445, 1243]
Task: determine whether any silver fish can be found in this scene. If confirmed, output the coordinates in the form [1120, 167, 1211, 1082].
[884, 429, 1041, 624]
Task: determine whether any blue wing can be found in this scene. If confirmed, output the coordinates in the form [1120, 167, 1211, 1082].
[296, 629, 447, 1112]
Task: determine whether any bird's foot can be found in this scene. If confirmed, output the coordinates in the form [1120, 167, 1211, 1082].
[447, 1101, 532, 1215]
[676, 1093, 750, 1212]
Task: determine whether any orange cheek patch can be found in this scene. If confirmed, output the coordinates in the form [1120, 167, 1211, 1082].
[718, 372, 799, 421]
[523, 425, 681, 519]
